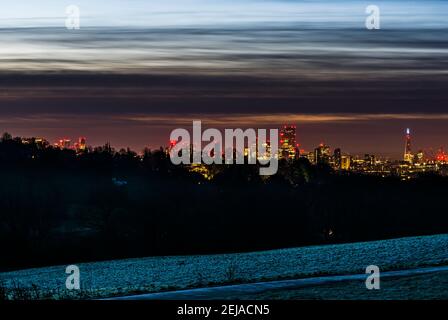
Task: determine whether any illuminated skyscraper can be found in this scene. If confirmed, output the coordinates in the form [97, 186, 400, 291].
[404, 128, 413, 163]
[415, 150, 424, 164]
[436, 147, 448, 163]
[364, 154, 375, 167]
[77, 137, 87, 151]
[280, 125, 298, 160]
[166, 139, 177, 155]
[341, 155, 351, 170]
[334, 148, 342, 169]
[314, 143, 330, 165]
[55, 138, 71, 149]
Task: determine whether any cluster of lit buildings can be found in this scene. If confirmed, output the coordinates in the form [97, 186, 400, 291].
[53, 137, 87, 152]
[167, 125, 447, 179]
[20, 136, 88, 153]
[281, 126, 448, 179]
[16, 126, 447, 180]
[21, 137, 49, 148]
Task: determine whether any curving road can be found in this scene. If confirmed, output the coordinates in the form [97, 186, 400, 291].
[108, 265, 448, 300]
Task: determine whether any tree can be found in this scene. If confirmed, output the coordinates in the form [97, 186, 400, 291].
[1, 132, 12, 142]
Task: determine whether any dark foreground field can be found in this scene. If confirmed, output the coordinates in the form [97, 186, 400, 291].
[1, 234, 447, 300]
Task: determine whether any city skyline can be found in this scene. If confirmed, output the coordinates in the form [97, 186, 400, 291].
[4, 125, 447, 163]
[1, 0, 448, 159]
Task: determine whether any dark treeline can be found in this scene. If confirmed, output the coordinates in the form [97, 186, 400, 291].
[1, 134, 448, 271]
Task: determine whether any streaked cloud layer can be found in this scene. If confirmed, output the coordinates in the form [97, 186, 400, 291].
[2, 27, 448, 78]
[1, 0, 448, 76]
[1, 0, 448, 28]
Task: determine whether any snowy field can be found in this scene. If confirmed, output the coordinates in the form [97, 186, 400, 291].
[1, 233, 447, 299]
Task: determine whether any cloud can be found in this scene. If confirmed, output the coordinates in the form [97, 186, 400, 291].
[123, 113, 448, 127]
[3, 112, 448, 128]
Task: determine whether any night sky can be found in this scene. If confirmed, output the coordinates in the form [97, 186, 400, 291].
[1, 0, 448, 158]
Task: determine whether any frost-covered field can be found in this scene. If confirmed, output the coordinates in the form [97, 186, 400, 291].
[1, 234, 447, 299]
[238, 270, 448, 300]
